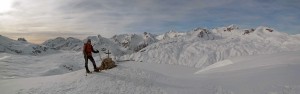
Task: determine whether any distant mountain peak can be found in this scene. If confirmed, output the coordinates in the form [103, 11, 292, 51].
[0, 36, 56, 55]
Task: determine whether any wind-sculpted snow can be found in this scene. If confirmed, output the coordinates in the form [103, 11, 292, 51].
[122, 26, 300, 69]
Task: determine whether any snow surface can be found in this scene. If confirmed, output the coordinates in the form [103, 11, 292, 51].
[0, 51, 84, 80]
[1, 51, 300, 94]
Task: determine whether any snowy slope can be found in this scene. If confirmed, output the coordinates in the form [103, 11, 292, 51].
[292, 34, 300, 40]
[1, 51, 300, 94]
[0, 51, 84, 80]
[0, 35, 56, 55]
[121, 26, 300, 69]
[0, 63, 168, 94]
[193, 51, 300, 94]
[42, 37, 83, 51]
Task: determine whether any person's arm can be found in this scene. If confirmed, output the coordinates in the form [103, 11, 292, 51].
[92, 46, 99, 53]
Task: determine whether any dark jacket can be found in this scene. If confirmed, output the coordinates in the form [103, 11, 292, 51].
[83, 43, 99, 56]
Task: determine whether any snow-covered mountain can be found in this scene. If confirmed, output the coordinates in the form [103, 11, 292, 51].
[0, 35, 56, 55]
[42, 37, 84, 51]
[121, 25, 300, 69]
[112, 32, 158, 53]
[41, 32, 158, 58]
[2, 25, 300, 68]
[1, 25, 300, 94]
[37, 25, 300, 70]
[156, 30, 186, 40]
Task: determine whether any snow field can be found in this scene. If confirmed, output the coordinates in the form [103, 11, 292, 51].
[1, 25, 300, 94]
[1, 51, 300, 94]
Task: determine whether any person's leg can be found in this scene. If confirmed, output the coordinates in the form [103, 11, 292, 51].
[88, 56, 98, 71]
[84, 56, 90, 73]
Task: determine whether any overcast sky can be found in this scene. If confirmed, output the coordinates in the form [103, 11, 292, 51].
[0, 0, 299, 43]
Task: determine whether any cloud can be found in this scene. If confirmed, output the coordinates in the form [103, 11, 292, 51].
[0, 0, 299, 43]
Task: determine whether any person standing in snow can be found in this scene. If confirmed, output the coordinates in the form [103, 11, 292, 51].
[83, 39, 100, 73]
